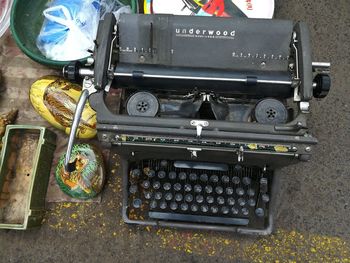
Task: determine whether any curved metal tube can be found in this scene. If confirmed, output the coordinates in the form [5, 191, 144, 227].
[64, 89, 90, 172]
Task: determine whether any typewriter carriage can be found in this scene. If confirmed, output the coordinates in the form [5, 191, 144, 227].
[64, 14, 330, 135]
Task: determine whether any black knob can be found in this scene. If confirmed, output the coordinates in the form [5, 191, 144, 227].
[313, 74, 331, 99]
[63, 61, 82, 82]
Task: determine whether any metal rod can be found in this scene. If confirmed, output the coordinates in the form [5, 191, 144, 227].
[64, 89, 90, 172]
[79, 68, 94, 77]
[114, 72, 292, 85]
[312, 62, 331, 69]
[78, 68, 292, 85]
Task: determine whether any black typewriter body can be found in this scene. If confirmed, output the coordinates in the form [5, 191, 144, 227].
[64, 13, 330, 235]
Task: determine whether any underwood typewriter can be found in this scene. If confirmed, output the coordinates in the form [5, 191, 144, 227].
[63, 13, 331, 235]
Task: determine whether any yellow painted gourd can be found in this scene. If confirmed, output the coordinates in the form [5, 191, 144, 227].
[30, 76, 96, 139]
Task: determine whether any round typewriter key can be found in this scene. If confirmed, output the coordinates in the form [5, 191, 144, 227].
[206, 196, 214, 204]
[201, 205, 209, 213]
[170, 202, 178, 211]
[232, 176, 240, 184]
[163, 182, 171, 191]
[262, 194, 270, 203]
[221, 206, 229, 215]
[181, 203, 189, 211]
[191, 204, 199, 212]
[169, 171, 177, 180]
[200, 173, 208, 182]
[179, 172, 187, 180]
[126, 91, 159, 117]
[131, 169, 141, 178]
[155, 192, 162, 200]
[185, 194, 194, 203]
[194, 184, 202, 193]
[227, 197, 235, 206]
[242, 208, 249, 216]
[165, 192, 173, 201]
[174, 183, 182, 191]
[205, 185, 213, 194]
[189, 173, 198, 181]
[217, 196, 225, 205]
[210, 206, 219, 214]
[147, 169, 156, 178]
[133, 199, 142, 208]
[247, 188, 255, 197]
[184, 184, 192, 192]
[248, 199, 256, 207]
[231, 207, 239, 215]
[160, 160, 168, 167]
[255, 208, 265, 217]
[234, 164, 242, 171]
[144, 191, 152, 200]
[221, 175, 230, 184]
[129, 185, 138, 194]
[160, 201, 167, 210]
[150, 200, 157, 209]
[226, 187, 234, 195]
[175, 193, 183, 202]
[215, 186, 223, 195]
[236, 187, 245, 196]
[153, 181, 161, 190]
[158, 171, 166, 179]
[242, 177, 252, 185]
[238, 198, 246, 207]
[142, 180, 150, 189]
[195, 195, 204, 203]
[210, 175, 219, 183]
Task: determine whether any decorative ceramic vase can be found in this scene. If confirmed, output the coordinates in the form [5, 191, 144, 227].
[55, 144, 105, 199]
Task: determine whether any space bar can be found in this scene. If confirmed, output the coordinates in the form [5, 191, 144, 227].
[149, 212, 249, 226]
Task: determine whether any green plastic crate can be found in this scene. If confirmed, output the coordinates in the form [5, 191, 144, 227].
[0, 125, 56, 230]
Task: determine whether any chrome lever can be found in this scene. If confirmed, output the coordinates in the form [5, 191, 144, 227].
[64, 77, 97, 173]
[64, 88, 90, 173]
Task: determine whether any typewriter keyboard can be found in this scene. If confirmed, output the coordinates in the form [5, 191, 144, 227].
[126, 160, 272, 229]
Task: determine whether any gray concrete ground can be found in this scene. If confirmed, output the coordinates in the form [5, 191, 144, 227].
[0, 0, 349, 262]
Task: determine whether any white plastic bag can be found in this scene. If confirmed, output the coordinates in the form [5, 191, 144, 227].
[37, 0, 129, 61]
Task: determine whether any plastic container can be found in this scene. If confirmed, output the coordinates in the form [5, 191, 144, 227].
[10, 0, 138, 68]
[0, 125, 56, 230]
[0, 0, 12, 38]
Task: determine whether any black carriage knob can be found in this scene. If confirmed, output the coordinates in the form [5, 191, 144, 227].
[63, 61, 82, 82]
[313, 74, 331, 99]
